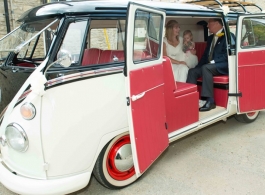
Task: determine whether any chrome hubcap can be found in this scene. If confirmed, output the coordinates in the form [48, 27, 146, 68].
[114, 144, 133, 172]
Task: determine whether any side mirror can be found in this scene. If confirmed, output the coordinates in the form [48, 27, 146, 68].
[57, 49, 72, 68]
[44, 50, 72, 75]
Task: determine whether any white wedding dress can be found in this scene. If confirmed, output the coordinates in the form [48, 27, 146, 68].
[163, 37, 189, 82]
[184, 50, 198, 69]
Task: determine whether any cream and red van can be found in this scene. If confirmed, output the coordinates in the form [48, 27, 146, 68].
[0, 0, 264, 194]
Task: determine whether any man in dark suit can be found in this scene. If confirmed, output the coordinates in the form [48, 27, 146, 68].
[186, 18, 228, 112]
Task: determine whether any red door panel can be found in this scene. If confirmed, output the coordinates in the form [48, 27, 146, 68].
[126, 2, 167, 176]
[130, 64, 168, 173]
[238, 50, 265, 112]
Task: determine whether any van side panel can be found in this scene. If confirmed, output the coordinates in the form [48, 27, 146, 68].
[41, 73, 128, 177]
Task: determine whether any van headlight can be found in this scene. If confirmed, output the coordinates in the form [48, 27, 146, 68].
[5, 123, 29, 152]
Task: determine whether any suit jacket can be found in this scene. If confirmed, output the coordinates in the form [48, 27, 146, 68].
[197, 31, 230, 75]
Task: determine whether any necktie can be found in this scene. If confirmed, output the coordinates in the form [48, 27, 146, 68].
[208, 36, 216, 62]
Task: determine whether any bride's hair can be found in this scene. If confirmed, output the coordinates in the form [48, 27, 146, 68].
[165, 20, 179, 41]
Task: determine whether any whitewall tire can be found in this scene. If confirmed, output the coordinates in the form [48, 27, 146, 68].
[93, 132, 137, 189]
[234, 111, 260, 123]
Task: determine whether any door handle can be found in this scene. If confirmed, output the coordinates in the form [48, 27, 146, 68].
[131, 92, 145, 101]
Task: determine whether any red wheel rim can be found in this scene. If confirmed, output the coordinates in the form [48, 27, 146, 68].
[247, 112, 256, 117]
[107, 135, 135, 181]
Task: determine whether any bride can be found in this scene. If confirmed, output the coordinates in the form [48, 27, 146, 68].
[163, 20, 193, 82]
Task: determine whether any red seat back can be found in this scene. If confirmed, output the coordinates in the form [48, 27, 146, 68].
[82, 49, 151, 65]
[82, 48, 102, 66]
[99, 50, 124, 64]
[194, 42, 207, 61]
[162, 57, 177, 93]
[133, 50, 149, 61]
[146, 39, 159, 58]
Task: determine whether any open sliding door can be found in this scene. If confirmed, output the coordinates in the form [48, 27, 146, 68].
[236, 14, 265, 113]
[125, 2, 168, 177]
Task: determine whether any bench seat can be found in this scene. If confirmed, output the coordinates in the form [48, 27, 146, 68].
[82, 48, 102, 65]
[197, 75, 229, 84]
[163, 57, 198, 133]
[174, 82, 197, 97]
[82, 48, 149, 66]
[194, 42, 229, 85]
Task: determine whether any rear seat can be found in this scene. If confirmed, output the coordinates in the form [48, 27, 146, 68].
[82, 48, 102, 66]
[146, 40, 159, 58]
[197, 75, 229, 84]
[99, 50, 124, 64]
[194, 42, 229, 107]
[82, 49, 148, 65]
[195, 42, 229, 85]
[194, 42, 207, 62]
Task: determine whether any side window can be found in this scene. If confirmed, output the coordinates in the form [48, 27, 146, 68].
[81, 20, 126, 66]
[58, 20, 88, 64]
[24, 31, 53, 59]
[133, 10, 163, 62]
[241, 17, 265, 47]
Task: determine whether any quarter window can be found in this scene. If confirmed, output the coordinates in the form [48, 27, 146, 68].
[241, 17, 265, 47]
[58, 20, 88, 63]
[133, 10, 163, 62]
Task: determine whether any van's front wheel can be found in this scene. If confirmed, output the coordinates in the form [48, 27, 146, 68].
[93, 133, 137, 189]
[234, 111, 260, 123]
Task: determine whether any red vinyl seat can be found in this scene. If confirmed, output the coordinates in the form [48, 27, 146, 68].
[162, 57, 198, 132]
[174, 82, 197, 97]
[99, 50, 125, 64]
[17, 62, 35, 67]
[162, 57, 197, 96]
[99, 50, 148, 63]
[148, 40, 159, 58]
[133, 50, 148, 61]
[82, 48, 155, 65]
[194, 42, 207, 61]
[82, 48, 102, 66]
[197, 75, 229, 84]
[194, 42, 229, 84]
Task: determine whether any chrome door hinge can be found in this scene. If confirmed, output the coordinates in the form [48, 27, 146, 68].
[126, 97, 130, 106]
[228, 92, 242, 97]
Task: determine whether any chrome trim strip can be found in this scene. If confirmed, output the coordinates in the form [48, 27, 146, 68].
[46, 66, 123, 87]
[169, 111, 229, 143]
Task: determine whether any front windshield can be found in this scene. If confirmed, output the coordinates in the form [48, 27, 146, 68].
[0, 18, 59, 66]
